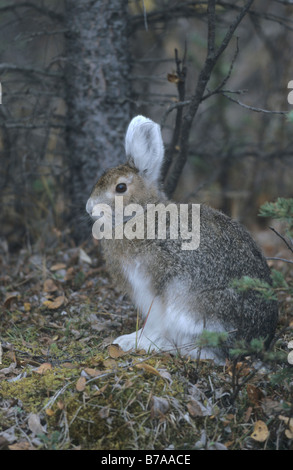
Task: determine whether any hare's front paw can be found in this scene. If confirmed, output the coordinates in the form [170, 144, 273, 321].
[113, 329, 158, 353]
[113, 331, 139, 352]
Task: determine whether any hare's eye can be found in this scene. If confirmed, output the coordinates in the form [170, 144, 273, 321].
[115, 183, 127, 193]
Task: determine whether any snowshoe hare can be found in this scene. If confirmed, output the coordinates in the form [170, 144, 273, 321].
[86, 116, 278, 363]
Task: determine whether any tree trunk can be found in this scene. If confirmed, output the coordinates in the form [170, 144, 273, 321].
[65, 0, 131, 240]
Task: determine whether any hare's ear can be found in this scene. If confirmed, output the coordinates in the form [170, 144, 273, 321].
[125, 115, 164, 184]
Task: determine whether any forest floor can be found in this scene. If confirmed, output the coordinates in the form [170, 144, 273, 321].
[0, 235, 293, 451]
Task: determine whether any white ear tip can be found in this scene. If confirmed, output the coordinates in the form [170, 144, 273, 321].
[124, 115, 164, 183]
[125, 115, 156, 156]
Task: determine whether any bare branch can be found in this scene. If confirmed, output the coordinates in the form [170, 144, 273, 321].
[162, 46, 187, 181]
[269, 227, 293, 253]
[202, 36, 239, 101]
[164, 0, 255, 197]
[221, 92, 289, 115]
[207, 0, 216, 58]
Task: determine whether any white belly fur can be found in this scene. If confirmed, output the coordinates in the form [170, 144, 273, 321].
[113, 260, 225, 362]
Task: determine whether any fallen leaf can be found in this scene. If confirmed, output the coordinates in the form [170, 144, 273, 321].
[108, 344, 129, 358]
[34, 363, 52, 374]
[226, 361, 251, 377]
[28, 413, 46, 436]
[62, 362, 78, 369]
[50, 263, 66, 271]
[187, 398, 213, 417]
[83, 367, 104, 377]
[244, 406, 253, 423]
[250, 420, 269, 442]
[76, 376, 86, 392]
[278, 415, 293, 439]
[134, 362, 161, 377]
[167, 72, 180, 84]
[103, 358, 118, 370]
[285, 429, 293, 439]
[150, 396, 169, 418]
[187, 399, 205, 417]
[43, 279, 58, 293]
[43, 295, 65, 310]
[4, 293, 19, 309]
[246, 384, 264, 406]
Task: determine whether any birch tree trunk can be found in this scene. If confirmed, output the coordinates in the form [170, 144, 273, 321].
[65, 0, 131, 238]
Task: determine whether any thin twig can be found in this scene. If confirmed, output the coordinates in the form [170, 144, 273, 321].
[221, 92, 289, 115]
[164, 0, 255, 197]
[269, 226, 293, 253]
[162, 46, 187, 182]
[266, 257, 293, 264]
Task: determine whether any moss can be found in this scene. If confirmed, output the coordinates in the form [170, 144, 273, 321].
[0, 366, 79, 413]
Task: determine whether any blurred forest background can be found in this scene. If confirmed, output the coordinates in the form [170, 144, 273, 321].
[0, 0, 293, 253]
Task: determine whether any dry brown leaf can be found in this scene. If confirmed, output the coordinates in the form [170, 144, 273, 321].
[43, 279, 58, 293]
[76, 376, 86, 392]
[34, 363, 52, 374]
[187, 399, 205, 417]
[246, 384, 264, 406]
[50, 263, 66, 271]
[250, 420, 269, 442]
[150, 396, 169, 419]
[167, 73, 180, 84]
[43, 295, 65, 310]
[285, 429, 293, 439]
[108, 344, 129, 358]
[57, 400, 65, 410]
[244, 406, 253, 423]
[84, 367, 104, 377]
[62, 362, 78, 369]
[226, 361, 251, 377]
[187, 398, 212, 417]
[4, 293, 19, 309]
[103, 358, 117, 370]
[134, 362, 161, 377]
[278, 415, 293, 439]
